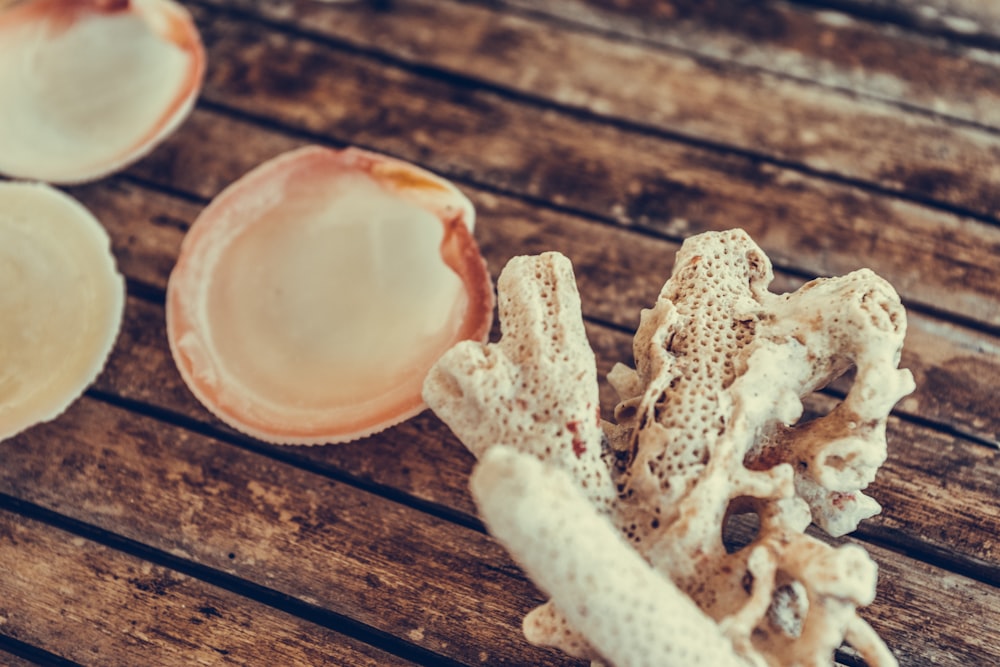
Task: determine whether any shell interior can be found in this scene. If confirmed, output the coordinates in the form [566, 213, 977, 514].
[167, 146, 494, 445]
[0, 181, 125, 441]
[0, 0, 204, 183]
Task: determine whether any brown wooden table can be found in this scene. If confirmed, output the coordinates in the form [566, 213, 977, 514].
[1, 1, 999, 665]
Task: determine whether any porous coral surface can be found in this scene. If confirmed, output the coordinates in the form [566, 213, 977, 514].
[424, 229, 914, 667]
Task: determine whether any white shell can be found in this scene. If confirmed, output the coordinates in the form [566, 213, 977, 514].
[0, 181, 125, 441]
[166, 146, 494, 445]
[0, 0, 204, 183]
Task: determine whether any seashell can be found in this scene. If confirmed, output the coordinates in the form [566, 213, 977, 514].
[166, 146, 494, 445]
[0, 181, 125, 441]
[0, 0, 205, 183]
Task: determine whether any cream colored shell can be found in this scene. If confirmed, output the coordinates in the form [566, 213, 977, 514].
[0, 181, 125, 441]
[424, 230, 914, 667]
[0, 0, 204, 183]
[167, 146, 494, 446]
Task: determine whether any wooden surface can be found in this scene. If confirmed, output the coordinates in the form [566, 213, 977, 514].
[1, 1, 999, 665]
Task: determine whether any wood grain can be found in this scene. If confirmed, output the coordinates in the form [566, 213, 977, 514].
[843, 542, 999, 667]
[150, 10, 1000, 329]
[47, 87, 999, 575]
[100, 108, 1000, 444]
[1, 4, 995, 666]
[0, 510, 415, 666]
[0, 397, 996, 667]
[809, 0, 1000, 43]
[66, 123, 1000, 575]
[89, 293, 1000, 585]
[0, 399, 575, 667]
[0, 650, 43, 667]
[77, 173, 1000, 450]
[499, 0, 1000, 127]
[55, 163, 1000, 664]
[198, 0, 1000, 221]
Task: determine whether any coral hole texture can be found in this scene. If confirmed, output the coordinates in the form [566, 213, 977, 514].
[423, 229, 914, 667]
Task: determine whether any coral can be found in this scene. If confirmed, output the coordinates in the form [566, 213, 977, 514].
[423, 229, 914, 667]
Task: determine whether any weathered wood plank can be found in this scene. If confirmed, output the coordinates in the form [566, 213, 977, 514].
[0, 510, 415, 666]
[2, 4, 994, 667]
[0, 649, 43, 667]
[92, 109, 1000, 444]
[92, 293, 1000, 585]
[806, 0, 1000, 42]
[82, 173, 1000, 448]
[0, 399, 577, 667]
[890, 317, 1000, 446]
[814, 396, 1000, 579]
[139, 12, 1000, 329]
[498, 0, 1000, 127]
[199, 0, 1000, 222]
[1, 392, 997, 666]
[13, 172, 1000, 667]
[842, 541, 998, 667]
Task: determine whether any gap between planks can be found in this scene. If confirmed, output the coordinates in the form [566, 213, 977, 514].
[83, 279, 1000, 594]
[106, 105, 1000, 448]
[0, 636, 79, 667]
[497, 0, 1000, 128]
[0, 495, 463, 667]
[124, 100, 1000, 341]
[173, 4, 1000, 331]
[0, 500, 851, 667]
[85, 386, 488, 535]
[191, 0, 1000, 228]
[1, 396, 996, 667]
[119, 257, 1000, 454]
[0, 401, 581, 667]
[85, 375, 1000, 592]
[787, 0, 1000, 50]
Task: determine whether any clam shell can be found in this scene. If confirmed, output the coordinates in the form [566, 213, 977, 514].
[0, 0, 204, 183]
[166, 146, 494, 445]
[0, 181, 125, 441]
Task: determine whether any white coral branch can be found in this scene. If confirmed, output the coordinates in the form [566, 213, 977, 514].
[424, 230, 911, 667]
[471, 446, 752, 667]
[424, 251, 616, 509]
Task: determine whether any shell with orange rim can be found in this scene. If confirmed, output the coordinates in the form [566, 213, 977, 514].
[0, 0, 205, 183]
[166, 146, 494, 445]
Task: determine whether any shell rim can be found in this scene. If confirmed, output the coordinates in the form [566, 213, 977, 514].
[165, 145, 494, 446]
